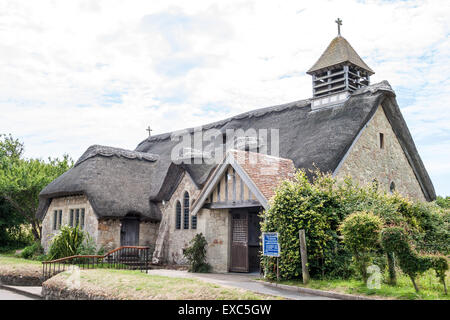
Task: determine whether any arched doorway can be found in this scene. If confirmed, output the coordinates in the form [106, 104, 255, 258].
[120, 214, 140, 246]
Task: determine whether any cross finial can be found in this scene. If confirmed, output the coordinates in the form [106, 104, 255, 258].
[335, 18, 342, 36]
[146, 125, 153, 137]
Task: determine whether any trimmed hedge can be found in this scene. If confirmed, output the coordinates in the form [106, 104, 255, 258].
[381, 226, 448, 293]
[261, 170, 449, 281]
[339, 211, 383, 282]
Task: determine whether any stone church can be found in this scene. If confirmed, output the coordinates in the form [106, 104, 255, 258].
[37, 27, 435, 273]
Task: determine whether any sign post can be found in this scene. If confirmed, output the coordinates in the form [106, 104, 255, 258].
[262, 232, 280, 281]
[299, 229, 310, 284]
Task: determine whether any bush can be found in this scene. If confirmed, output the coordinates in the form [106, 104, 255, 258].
[381, 226, 448, 293]
[339, 211, 383, 282]
[47, 225, 86, 260]
[260, 170, 449, 281]
[20, 241, 44, 260]
[183, 233, 211, 273]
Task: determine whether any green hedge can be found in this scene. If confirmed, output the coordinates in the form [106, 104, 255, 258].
[381, 226, 448, 293]
[260, 170, 449, 281]
[339, 211, 383, 282]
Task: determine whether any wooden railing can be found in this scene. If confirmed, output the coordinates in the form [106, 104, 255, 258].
[42, 246, 152, 280]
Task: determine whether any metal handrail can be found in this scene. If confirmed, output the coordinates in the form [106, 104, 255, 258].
[42, 246, 152, 280]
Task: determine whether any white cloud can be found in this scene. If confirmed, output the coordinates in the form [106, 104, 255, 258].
[0, 0, 449, 195]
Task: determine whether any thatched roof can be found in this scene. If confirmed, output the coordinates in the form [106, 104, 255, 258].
[37, 145, 161, 221]
[307, 36, 374, 75]
[37, 80, 436, 221]
[135, 81, 434, 201]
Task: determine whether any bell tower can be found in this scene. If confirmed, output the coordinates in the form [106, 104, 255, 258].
[307, 19, 374, 109]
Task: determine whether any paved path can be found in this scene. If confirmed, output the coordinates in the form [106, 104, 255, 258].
[0, 285, 42, 299]
[146, 270, 335, 300]
[0, 288, 36, 300]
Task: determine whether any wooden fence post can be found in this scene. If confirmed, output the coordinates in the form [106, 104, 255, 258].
[299, 229, 310, 284]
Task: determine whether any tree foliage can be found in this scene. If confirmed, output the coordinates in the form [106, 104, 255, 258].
[0, 133, 73, 242]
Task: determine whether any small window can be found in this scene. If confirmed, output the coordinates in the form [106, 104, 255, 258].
[191, 215, 197, 230]
[58, 210, 62, 228]
[80, 209, 85, 230]
[379, 133, 384, 149]
[175, 201, 181, 229]
[69, 209, 74, 227]
[75, 209, 80, 227]
[183, 192, 190, 230]
[390, 181, 396, 193]
[53, 210, 58, 230]
[217, 181, 221, 202]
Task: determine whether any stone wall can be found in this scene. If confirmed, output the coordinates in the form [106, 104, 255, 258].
[41, 195, 159, 253]
[97, 219, 121, 252]
[202, 208, 231, 273]
[335, 105, 426, 201]
[41, 195, 98, 252]
[139, 221, 159, 248]
[163, 172, 202, 265]
[156, 171, 232, 272]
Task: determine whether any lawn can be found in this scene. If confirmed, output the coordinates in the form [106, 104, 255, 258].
[45, 269, 280, 300]
[0, 254, 43, 285]
[0, 255, 42, 275]
[271, 269, 449, 300]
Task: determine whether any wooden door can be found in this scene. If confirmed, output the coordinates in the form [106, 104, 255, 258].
[230, 211, 248, 272]
[120, 218, 139, 246]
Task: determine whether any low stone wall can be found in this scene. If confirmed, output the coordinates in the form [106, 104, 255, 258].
[0, 274, 43, 286]
[0, 263, 43, 286]
[42, 283, 112, 300]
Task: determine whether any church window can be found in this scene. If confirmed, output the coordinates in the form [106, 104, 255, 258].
[217, 181, 221, 202]
[191, 215, 197, 229]
[379, 133, 384, 149]
[390, 181, 396, 193]
[69, 209, 74, 227]
[80, 209, 85, 230]
[175, 201, 181, 229]
[75, 209, 80, 227]
[183, 192, 190, 229]
[58, 210, 62, 228]
[53, 210, 58, 230]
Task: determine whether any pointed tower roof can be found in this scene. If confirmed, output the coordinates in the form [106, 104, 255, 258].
[307, 36, 374, 75]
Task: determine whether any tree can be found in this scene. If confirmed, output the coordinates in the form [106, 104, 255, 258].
[0, 134, 73, 241]
[0, 134, 29, 248]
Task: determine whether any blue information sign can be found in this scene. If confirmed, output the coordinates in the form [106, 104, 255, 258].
[262, 232, 280, 257]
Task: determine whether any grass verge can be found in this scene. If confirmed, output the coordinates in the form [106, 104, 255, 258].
[267, 269, 449, 300]
[0, 255, 42, 285]
[0, 255, 42, 276]
[45, 269, 281, 300]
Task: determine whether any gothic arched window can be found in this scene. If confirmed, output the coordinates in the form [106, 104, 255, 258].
[175, 201, 181, 229]
[183, 192, 190, 229]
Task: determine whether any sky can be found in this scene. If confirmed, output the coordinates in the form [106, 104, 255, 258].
[0, 0, 449, 196]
